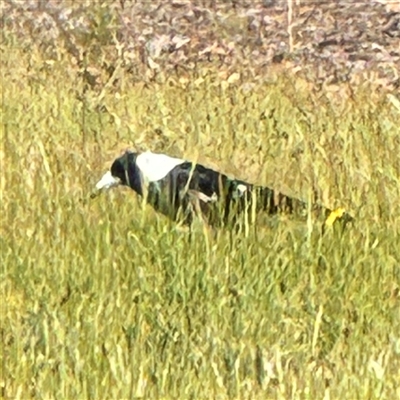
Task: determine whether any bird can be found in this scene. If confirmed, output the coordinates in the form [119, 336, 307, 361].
[92, 150, 353, 227]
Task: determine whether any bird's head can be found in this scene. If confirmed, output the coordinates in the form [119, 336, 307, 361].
[91, 151, 137, 198]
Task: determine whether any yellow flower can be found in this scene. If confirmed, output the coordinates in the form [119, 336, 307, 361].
[325, 207, 347, 226]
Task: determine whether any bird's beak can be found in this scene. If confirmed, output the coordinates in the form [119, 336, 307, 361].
[91, 171, 121, 198]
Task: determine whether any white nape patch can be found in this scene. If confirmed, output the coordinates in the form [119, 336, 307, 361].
[95, 171, 121, 190]
[136, 151, 186, 182]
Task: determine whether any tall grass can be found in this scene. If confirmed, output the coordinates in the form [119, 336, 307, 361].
[1, 41, 399, 399]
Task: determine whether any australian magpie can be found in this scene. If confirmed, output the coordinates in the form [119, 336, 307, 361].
[93, 150, 352, 227]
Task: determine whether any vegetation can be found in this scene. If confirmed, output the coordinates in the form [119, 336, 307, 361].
[1, 2, 399, 399]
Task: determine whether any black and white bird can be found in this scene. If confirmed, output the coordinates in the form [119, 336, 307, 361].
[93, 150, 352, 227]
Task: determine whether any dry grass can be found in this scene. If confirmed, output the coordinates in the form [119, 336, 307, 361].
[1, 40, 400, 400]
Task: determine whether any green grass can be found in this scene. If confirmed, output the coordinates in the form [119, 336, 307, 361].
[1, 42, 399, 399]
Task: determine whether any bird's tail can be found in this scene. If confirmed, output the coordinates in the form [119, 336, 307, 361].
[229, 181, 353, 226]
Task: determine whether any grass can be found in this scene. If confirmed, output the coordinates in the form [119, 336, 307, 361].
[1, 40, 400, 399]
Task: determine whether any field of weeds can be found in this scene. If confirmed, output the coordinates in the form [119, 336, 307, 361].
[1, 11, 400, 399]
